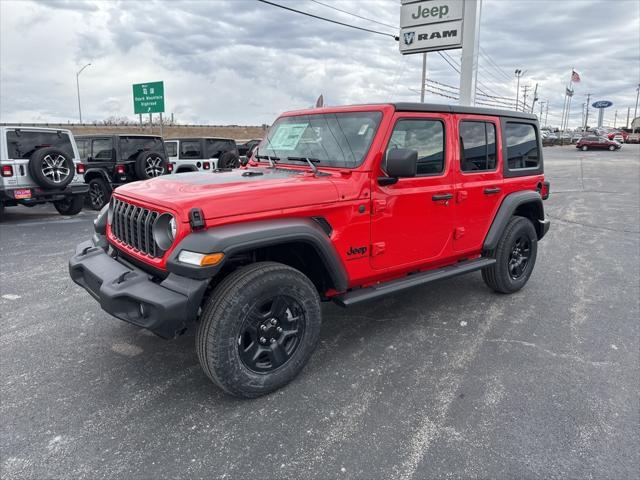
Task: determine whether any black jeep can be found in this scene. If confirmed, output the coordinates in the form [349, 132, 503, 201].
[76, 134, 169, 210]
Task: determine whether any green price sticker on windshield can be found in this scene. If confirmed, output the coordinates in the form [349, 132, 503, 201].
[269, 123, 308, 151]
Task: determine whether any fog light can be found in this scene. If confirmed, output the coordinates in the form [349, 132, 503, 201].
[178, 250, 224, 267]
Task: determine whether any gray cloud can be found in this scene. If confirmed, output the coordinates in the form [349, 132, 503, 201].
[1, 0, 638, 128]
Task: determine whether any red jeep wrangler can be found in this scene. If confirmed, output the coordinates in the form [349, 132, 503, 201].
[69, 103, 550, 398]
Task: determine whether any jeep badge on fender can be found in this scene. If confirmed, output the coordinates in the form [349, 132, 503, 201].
[69, 102, 550, 398]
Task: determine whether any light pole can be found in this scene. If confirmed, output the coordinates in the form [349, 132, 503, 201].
[76, 63, 91, 124]
[514, 69, 524, 111]
[634, 83, 640, 127]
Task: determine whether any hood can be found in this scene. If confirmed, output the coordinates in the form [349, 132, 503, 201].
[114, 167, 340, 221]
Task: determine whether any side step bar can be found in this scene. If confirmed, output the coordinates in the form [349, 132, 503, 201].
[333, 258, 496, 307]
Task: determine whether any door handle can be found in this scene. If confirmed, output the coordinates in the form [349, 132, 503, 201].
[432, 193, 453, 201]
[483, 187, 501, 195]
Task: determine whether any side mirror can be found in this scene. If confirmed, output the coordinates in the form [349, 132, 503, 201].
[386, 148, 417, 178]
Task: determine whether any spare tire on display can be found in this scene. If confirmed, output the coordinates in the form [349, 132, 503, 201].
[219, 151, 240, 169]
[28, 147, 75, 189]
[135, 151, 166, 180]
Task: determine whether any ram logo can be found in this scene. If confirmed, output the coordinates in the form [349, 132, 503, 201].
[403, 31, 415, 45]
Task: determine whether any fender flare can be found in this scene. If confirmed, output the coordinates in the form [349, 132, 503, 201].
[84, 167, 112, 185]
[483, 191, 546, 252]
[165, 218, 349, 291]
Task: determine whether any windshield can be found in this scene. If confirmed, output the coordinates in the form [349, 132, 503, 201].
[119, 137, 164, 161]
[259, 111, 382, 168]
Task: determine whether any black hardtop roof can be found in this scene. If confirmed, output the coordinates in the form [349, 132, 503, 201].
[75, 134, 163, 139]
[393, 102, 538, 121]
[164, 137, 235, 142]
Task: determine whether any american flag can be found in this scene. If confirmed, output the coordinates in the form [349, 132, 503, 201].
[571, 71, 581, 83]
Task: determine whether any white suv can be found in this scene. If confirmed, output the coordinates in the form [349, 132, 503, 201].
[0, 126, 88, 219]
[164, 137, 239, 173]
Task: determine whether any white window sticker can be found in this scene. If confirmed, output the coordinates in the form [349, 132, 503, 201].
[358, 124, 369, 135]
[269, 123, 308, 151]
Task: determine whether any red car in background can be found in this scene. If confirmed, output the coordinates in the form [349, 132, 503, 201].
[607, 130, 629, 142]
[576, 135, 622, 151]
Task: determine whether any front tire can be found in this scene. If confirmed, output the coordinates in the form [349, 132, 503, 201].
[581, 145, 588, 151]
[482, 216, 538, 294]
[196, 262, 322, 398]
[53, 195, 84, 216]
[608, 145, 615, 151]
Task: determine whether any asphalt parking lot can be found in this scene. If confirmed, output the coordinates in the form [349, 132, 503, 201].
[1, 145, 638, 479]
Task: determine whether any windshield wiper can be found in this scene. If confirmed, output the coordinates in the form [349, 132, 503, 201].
[255, 153, 280, 168]
[285, 156, 320, 175]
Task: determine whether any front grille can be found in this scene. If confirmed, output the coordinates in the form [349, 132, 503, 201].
[111, 198, 161, 258]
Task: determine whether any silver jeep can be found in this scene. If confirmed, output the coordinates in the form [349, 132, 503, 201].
[0, 126, 88, 219]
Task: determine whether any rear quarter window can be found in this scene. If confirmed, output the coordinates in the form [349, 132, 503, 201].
[505, 123, 540, 170]
[165, 142, 177, 157]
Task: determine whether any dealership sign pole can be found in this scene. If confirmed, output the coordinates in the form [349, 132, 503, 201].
[399, 0, 479, 105]
[592, 100, 613, 128]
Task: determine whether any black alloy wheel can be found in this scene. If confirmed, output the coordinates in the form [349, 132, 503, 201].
[238, 295, 305, 373]
[508, 236, 531, 280]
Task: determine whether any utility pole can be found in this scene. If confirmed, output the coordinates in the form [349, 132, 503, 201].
[458, 0, 482, 106]
[75, 63, 91, 124]
[626, 107, 631, 128]
[522, 85, 530, 112]
[545, 101, 549, 128]
[539, 100, 544, 123]
[584, 93, 592, 132]
[530, 83, 538, 114]
[581, 102, 586, 131]
[514, 69, 524, 111]
[420, 53, 427, 103]
[614, 110, 618, 128]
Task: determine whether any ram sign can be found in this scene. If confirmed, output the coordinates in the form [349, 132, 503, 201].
[399, 0, 464, 54]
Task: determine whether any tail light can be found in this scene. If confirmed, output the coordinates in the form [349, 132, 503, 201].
[167, 162, 174, 172]
[76, 163, 86, 174]
[203, 162, 210, 170]
[116, 165, 126, 175]
[1, 165, 13, 177]
[539, 181, 550, 200]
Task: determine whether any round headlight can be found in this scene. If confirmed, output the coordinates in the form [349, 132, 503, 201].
[169, 217, 177, 241]
[152, 213, 176, 251]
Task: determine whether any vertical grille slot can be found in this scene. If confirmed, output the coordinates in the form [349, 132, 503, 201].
[109, 198, 162, 258]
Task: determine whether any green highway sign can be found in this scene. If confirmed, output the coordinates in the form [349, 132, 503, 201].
[132, 81, 165, 114]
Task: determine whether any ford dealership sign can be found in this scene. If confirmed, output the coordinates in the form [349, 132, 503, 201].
[592, 100, 613, 109]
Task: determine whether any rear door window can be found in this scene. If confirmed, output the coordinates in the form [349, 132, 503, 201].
[459, 121, 497, 172]
[180, 140, 202, 159]
[76, 139, 90, 160]
[6, 131, 74, 159]
[505, 123, 539, 170]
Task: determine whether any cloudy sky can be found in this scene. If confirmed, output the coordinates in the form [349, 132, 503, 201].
[1, 0, 638, 128]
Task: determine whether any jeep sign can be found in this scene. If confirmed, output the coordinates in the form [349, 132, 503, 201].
[399, 0, 464, 54]
[133, 81, 165, 114]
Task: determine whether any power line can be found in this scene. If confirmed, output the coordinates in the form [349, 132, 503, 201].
[479, 48, 512, 81]
[308, 0, 398, 30]
[256, 0, 399, 40]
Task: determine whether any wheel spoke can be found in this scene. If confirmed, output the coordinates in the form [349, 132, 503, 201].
[270, 296, 289, 319]
[267, 342, 288, 368]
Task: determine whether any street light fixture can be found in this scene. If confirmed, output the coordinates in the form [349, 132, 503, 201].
[76, 63, 91, 124]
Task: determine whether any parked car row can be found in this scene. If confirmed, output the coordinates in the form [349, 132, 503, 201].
[0, 127, 262, 217]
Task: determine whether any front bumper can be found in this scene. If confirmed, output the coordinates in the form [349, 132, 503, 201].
[69, 236, 208, 338]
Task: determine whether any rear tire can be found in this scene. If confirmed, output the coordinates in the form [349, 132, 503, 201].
[87, 177, 110, 210]
[196, 261, 321, 398]
[53, 195, 84, 216]
[482, 216, 538, 294]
